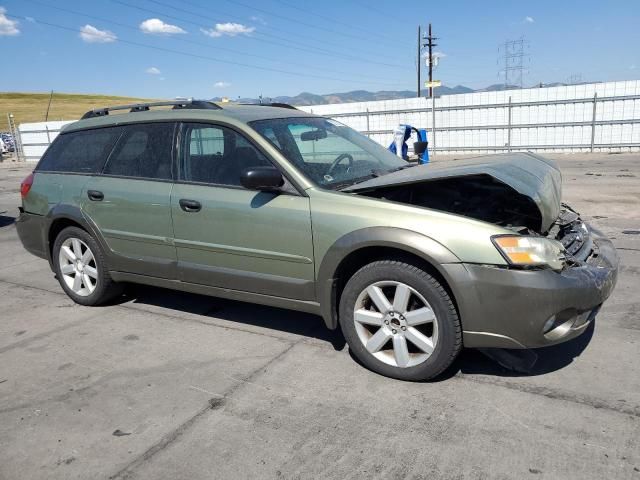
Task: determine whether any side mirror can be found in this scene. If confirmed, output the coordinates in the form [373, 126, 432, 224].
[240, 167, 284, 191]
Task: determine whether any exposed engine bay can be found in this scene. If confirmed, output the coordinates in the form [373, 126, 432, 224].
[344, 152, 563, 235]
[358, 174, 543, 233]
[356, 175, 593, 263]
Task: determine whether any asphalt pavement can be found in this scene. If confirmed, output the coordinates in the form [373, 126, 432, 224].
[0, 153, 639, 479]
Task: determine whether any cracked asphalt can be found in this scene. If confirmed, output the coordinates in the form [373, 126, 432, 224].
[0, 153, 639, 480]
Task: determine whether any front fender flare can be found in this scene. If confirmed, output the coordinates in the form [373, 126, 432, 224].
[316, 227, 461, 329]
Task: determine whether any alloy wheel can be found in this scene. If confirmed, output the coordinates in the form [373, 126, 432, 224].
[353, 281, 438, 368]
[58, 237, 98, 297]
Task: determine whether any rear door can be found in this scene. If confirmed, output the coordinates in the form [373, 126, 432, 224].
[171, 122, 315, 300]
[81, 122, 178, 279]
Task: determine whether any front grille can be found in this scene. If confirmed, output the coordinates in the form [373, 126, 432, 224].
[548, 207, 593, 263]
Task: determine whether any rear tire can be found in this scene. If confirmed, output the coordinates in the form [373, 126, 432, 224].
[52, 226, 122, 306]
[339, 260, 461, 381]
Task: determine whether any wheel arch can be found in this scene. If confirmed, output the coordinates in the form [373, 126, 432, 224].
[316, 227, 462, 330]
[44, 204, 108, 268]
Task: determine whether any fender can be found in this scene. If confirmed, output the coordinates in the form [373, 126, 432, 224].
[315, 226, 461, 329]
[44, 204, 114, 270]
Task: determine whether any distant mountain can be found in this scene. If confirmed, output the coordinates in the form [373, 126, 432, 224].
[213, 86, 475, 106]
[215, 82, 586, 106]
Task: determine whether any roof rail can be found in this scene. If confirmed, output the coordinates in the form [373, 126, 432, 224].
[237, 102, 299, 110]
[81, 99, 222, 119]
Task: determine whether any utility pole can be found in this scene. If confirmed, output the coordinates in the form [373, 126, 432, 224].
[417, 25, 421, 97]
[44, 90, 54, 122]
[423, 23, 438, 98]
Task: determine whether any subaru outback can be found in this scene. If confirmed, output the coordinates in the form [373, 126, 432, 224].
[16, 100, 618, 381]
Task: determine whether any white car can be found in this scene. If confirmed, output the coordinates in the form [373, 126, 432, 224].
[0, 138, 7, 154]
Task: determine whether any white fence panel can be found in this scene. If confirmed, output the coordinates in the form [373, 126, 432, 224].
[300, 79, 640, 154]
[19, 120, 73, 162]
[15, 80, 640, 162]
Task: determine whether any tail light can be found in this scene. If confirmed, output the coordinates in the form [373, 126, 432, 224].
[20, 173, 34, 198]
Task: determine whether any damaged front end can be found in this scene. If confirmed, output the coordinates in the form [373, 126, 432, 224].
[346, 152, 619, 350]
[345, 152, 562, 234]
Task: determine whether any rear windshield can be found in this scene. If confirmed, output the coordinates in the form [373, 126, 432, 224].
[37, 127, 122, 174]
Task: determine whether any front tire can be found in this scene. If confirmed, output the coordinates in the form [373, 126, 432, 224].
[339, 260, 461, 381]
[52, 226, 122, 306]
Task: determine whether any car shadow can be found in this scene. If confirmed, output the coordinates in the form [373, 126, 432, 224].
[433, 319, 596, 381]
[113, 284, 596, 378]
[118, 284, 347, 351]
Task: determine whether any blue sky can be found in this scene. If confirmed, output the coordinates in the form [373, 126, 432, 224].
[1, 0, 639, 99]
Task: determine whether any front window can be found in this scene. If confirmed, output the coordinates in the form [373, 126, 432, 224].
[250, 117, 407, 189]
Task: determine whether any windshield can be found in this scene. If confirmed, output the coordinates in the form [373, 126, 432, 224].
[249, 117, 408, 189]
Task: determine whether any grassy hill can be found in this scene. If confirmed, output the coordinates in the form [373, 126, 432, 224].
[0, 92, 157, 131]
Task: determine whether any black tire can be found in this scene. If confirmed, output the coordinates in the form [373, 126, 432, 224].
[52, 226, 122, 306]
[339, 260, 462, 381]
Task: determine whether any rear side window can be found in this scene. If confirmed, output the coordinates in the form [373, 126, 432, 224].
[103, 123, 175, 180]
[37, 127, 122, 174]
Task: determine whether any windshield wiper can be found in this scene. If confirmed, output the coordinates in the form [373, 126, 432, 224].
[333, 169, 385, 190]
[389, 163, 417, 172]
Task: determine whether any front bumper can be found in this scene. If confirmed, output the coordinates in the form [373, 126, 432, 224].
[444, 225, 618, 349]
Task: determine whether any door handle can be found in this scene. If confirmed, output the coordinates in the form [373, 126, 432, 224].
[87, 190, 104, 201]
[179, 199, 202, 212]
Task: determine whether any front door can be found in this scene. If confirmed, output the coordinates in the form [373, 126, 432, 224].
[171, 122, 315, 300]
[81, 122, 177, 279]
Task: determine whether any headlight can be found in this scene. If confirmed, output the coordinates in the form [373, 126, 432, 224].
[492, 235, 565, 271]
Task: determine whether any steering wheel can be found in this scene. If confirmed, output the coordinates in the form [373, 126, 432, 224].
[326, 153, 354, 177]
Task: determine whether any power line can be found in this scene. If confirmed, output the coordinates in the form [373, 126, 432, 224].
[8, 13, 407, 87]
[23, 0, 404, 80]
[116, 0, 351, 58]
[270, 0, 399, 43]
[157, 0, 405, 63]
[113, 0, 409, 69]
[218, 0, 394, 45]
[171, 0, 390, 57]
[350, 0, 389, 19]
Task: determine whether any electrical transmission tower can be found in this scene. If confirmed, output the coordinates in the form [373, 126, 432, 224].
[499, 37, 529, 89]
[567, 73, 583, 85]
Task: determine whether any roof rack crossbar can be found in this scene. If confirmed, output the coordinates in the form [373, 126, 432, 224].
[81, 99, 222, 119]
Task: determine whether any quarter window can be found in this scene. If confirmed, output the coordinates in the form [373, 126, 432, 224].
[37, 127, 122, 174]
[103, 123, 175, 180]
[181, 123, 271, 186]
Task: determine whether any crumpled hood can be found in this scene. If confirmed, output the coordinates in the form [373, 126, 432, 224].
[344, 152, 562, 233]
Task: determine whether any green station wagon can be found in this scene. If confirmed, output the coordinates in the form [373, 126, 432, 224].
[16, 100, 618, 380]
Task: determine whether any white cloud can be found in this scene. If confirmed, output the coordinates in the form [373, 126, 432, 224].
[140, 18, 186, 35]
[79, 24, 117, 43]
[146, 66, 161, 75]
[630, 64, 637, 70]
[201, 23, 255, 38]
[524, 16, 535, 23]
[0, 7, 20, 36]
[214, 81, 231, 88]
